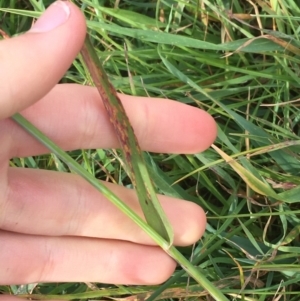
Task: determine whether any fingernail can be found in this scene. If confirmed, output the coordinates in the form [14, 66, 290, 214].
[29, 1, 70, 33]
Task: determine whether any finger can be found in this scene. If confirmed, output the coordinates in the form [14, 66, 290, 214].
[0, 230, 176, 285]
[0, 1, 86, 119]
[0, 297, 31, 301]
[2, 85, 217, 157]
[1, 168, 206, 247]
[0, 134, 10, 217]
[0, 297, 41, 301]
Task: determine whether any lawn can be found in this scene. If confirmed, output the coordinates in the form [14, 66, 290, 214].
[1, 0, 300, 300]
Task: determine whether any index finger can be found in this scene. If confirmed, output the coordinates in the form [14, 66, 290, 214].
[2, 84, 217, 157]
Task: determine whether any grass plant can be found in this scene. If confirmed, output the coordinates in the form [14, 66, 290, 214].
[1, 0, 300, 300]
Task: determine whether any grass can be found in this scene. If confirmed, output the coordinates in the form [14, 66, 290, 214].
[1, 0, 300, 300]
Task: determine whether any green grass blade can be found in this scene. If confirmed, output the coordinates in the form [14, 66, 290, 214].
[11, 114, 163, 244]
[80, 36, 173, 244]
[11, 114, 229, 301]
[211, 144, 278, 198]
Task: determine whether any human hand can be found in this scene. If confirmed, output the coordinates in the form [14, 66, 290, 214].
[0, 0, 217, 296]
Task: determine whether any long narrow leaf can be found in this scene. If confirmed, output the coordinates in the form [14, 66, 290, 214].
[80, 36, 173, 244]
[12, 113, 229, 301]
[211, 144, 278, 198]
[11, 114, 163, 243]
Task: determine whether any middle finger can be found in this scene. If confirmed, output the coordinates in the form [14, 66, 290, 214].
[1, 167, 206, 246]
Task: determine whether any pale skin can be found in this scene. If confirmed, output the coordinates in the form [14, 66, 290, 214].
[0, 2, 217, 300]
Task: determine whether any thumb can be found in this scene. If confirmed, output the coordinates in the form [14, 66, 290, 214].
[0, 1, 86, 120]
